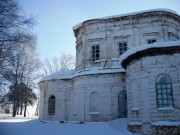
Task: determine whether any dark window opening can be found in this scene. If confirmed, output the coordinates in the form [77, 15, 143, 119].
[148, 39, 157, 44]
[48, 95, 55, 115]
[119, 42, 127, 55]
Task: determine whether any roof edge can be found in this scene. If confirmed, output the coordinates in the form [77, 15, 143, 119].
[38, 67, 126, 83]
[119, 41, 180, 69]
[72, 8, 179, 31]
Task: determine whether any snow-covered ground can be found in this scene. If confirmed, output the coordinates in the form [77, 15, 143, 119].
[0, 116, 133, 135]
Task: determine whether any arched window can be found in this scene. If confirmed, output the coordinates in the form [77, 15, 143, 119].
[48, 95, 55, 115]
[73, 94, 78, 114]
[90, 92, 99, 112]
[156, 74, 174, 108]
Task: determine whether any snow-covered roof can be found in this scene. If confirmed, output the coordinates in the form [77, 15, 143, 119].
[119, 41, 180, 68]
[73, 8, 178, 31]
[40, 69, 75, 82]
[74, 67, 125, 77]
[39, 67, 125, 83]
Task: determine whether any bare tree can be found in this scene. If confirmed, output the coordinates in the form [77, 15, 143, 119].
[60, 53, 75, 70]
[6, 42, 41, 117]
[0, 0, 35, 67]
[0, 0, 36, 84]
[0, 79, 8, 103]
[8, 82, 37, 117]
[0, 0, 40, 116]
[23, 87, 37, 117]
[42, 53, 75, 76]
[3, 43, 41, 117]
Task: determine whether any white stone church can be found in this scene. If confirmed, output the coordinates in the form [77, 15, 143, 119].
[39, 9, 180, 134]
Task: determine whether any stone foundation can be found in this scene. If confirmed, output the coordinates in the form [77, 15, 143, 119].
[128, 123, 180, 135]
[128, 124, 142, 134]
[151, 125, 180, 135]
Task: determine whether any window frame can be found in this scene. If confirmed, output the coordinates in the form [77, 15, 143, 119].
[48, 95, 55, 115]
[90, 92, 99, 112]
[156, 74, 174, 108]
[91, 44, 100, 62]
[119, 42, 127, 56]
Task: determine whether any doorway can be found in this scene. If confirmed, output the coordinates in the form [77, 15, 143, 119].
[118, 90, 127, 118]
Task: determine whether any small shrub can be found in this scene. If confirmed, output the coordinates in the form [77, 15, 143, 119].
[79, 121, 84, 124]
[40, 121, 48, 123]
[59, 121, 64, 123]
[5, 108, 10, 114]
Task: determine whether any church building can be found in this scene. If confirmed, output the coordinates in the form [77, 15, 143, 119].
[39, 9, 180, 134]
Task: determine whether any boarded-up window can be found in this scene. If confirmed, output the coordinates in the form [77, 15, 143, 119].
[90, 92, 99, 112]
[73, 94, 78, 114]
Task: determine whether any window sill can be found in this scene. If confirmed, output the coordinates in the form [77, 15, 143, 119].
[131, 107, 140, 112]
[90, 112, 100, 115]
[158, 107, 174, 111]
[101, 59, 107, 62]
[111, 58, 119, 61]
[48, 114, 55, 116]
[92, 60, 100, 63]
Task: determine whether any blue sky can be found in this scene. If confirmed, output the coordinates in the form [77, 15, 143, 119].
[18, 0, 180, 61]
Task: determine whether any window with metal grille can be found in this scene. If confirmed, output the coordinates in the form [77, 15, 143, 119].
[92, 45, 99, 62]
[156, 74, 174, 108]
[48, 95, 55, 115]
[119, 42, 127, 55]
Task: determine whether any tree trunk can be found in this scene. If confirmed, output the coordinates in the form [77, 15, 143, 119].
[16, 106, 19, 115]
[24, 102, 27, 117]
[20, 102, 23, 115]
[13, 82, 18, 117]
[12, 99, 16, 117]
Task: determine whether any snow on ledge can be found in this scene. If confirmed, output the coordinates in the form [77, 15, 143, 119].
[111, 58, 119, 61]
[131, 107, 140, 112]
[119, 41, 180, 65]
[40, 69, 75, 82]
[90, 112, 100, 115]
[39, 67, 125, 82]
[152, 121, 180, 126]
[73, 67, 125, 78]
[73, 8, 178, 30]
[128, 121, 142, 125]
[157, 107, 174, 111]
